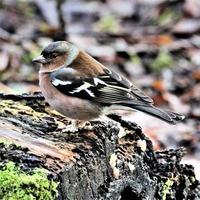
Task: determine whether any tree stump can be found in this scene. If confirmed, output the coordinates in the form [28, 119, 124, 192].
[0, 93, 199, 200]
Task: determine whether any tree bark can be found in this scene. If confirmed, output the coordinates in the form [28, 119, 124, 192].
[0, 93, 199, 200]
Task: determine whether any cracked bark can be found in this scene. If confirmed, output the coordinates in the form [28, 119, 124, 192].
[0, 93, 199, 200]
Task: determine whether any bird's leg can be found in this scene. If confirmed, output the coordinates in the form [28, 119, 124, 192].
[64, 120, 93, 133]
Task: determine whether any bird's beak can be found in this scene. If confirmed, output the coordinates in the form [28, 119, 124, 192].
[32, 55, 46, 64]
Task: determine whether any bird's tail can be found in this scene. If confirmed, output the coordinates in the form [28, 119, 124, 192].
[119, 102, 185, 124]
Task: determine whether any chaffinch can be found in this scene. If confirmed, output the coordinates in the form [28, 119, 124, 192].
[32, 41, 184, 129]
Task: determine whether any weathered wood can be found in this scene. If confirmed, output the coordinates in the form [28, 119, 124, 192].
[0, 93, 199, 200]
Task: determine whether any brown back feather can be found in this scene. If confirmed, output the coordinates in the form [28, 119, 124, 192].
[68, 51, 105, 77]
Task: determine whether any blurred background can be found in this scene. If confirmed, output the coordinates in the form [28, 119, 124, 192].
[0, 0, 199, 178]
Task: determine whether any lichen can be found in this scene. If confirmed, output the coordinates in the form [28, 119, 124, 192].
[0, 99, 66, 130]
[0, 100, 47, 120]
[161, 179, 174, 200]
[0, 162, 58, 200]
[0, 138, 18, 147]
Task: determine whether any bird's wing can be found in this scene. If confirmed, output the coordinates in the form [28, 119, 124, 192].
[50, 67, 153, 106]
[103, 68, 153, 103]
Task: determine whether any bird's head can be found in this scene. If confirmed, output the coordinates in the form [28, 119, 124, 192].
[32, 41, 79, 72]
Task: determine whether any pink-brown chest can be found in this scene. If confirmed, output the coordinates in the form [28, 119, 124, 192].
[39, 72, 101, 120]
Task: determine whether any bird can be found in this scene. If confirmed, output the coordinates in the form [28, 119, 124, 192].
[32, 41, 184, 131]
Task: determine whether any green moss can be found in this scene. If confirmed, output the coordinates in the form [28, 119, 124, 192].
[162, 179, 174, 200]
[151, 50, 174, 71]
[0, 139, 17, 147]
[0, 100, 47, 121]
[96, 14, 119, 33]
[0, 99, 66, 130]
[131, 54, 142, 65]
[0, 162, 58, 200]
[189, 176, 196, 184]
[22, 43, 42, 64]
[158, 8, 176, 26]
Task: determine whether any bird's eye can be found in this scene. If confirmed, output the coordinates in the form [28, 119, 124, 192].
[50, 53, 58, 59]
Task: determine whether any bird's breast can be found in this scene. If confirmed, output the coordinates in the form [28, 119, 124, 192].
[39, 72, 102, 120]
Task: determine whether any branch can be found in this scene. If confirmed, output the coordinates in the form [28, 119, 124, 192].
[0, 93, 199, 199]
